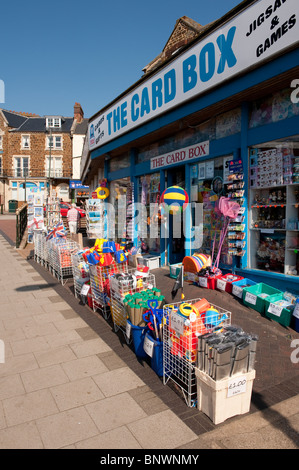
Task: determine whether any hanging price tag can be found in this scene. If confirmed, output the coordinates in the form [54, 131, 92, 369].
[80, 284, 90, 296]
[227, 376, 247, 397]
[217, 279, 226, 291]
[198, 277, 208, 288]
[143, 335, 154, 357]
[245, 292, 257, 305]
[126, 321, 131, 339]
[232, 284, 243, 299]
[170, 311, 185, 336]
[268, 303, 283, 317]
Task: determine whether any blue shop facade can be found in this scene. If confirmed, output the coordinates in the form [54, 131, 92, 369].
[83, 0, 299, 294]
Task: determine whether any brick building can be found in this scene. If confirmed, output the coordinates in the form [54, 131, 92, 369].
[0, 107, 76, 211]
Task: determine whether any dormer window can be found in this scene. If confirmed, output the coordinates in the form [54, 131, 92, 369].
[46, 117, 61, 128]
[21, 135, 30, 149]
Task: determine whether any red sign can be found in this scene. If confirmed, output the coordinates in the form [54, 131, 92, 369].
[91, 192, 98, 199]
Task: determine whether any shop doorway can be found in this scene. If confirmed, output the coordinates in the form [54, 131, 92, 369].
[166, 167, 186, 265]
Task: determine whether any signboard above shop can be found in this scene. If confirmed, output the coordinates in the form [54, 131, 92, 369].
[150, 140, 209, 170]
[69, 180, 89, 189]
[89, 0, 299, 153]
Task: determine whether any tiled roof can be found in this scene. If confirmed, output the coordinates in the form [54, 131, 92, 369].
[12, 117, 74, 133]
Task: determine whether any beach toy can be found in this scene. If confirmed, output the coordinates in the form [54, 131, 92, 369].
[179, 302, 194, 317]
[160, 186, 189, 214]
[205, 307, 228, 327]
[192, 298, 210, 314]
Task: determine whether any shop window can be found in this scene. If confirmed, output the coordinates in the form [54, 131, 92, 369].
[109, 177, 134, 244]
[58, 184, 69, 200]
[216, 108, 241, 139]
[109, 153, 130, 172]
[136, 119, 216, 164]
[191, 155, 245, 268]
[137, 173, 161, 255]
[248, 138, 299, 277]
[249, 88, 299, 129]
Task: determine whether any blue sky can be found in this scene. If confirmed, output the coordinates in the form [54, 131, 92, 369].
[1, 0, 242, 119]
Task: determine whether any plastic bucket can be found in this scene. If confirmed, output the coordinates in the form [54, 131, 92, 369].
[192, 298, 210, 314]
[128, 320, 148, 358]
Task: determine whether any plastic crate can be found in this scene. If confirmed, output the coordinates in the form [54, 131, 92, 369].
[195, 368, 256, 425]
[169, 263, 182, 279]
[216, 274, 244, 294]
[231, 278, 257, 299]
[243, 283, 281, 314]
[264, 293, 294, 327]
[197, 275, 222, 289]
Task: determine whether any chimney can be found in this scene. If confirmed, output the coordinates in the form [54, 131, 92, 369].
[74, 102, 84, 123]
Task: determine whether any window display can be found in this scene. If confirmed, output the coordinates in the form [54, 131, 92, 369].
[249, 139, 299, 277]
[137, 173, 161, 254]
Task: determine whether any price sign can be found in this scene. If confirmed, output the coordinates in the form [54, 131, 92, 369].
[143, 335, 154, 357]
[245, 292, 257, 305]
[232, 284, 243, 299]
[268, 303, 283, 317]
[126, 321, 131, 340]
[80, 284, 90, 296]
[198, 277, 208, 288]
[188, 272, 195, 282]
[227, 376, 247, 398]
[170, 311, 185, 336]
[293, 303, 299, 320]
[217, 279, 226, 291]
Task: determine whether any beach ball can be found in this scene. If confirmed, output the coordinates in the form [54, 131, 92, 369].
[161, 186, 189, 214]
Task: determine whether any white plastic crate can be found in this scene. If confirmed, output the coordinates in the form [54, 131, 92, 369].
[140, 255, 160, 270]
[110, 269, 156, 341]
[163, 297, 231, 407]
[195, 368, 256, 424]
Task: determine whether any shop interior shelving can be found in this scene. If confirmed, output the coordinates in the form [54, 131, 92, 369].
[249, 183, 299, 276]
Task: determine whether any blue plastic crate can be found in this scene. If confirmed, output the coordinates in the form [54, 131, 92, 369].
[231, 278, 257, 299]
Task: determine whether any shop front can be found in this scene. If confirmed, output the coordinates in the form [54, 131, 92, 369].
[83, 0, 299, 293]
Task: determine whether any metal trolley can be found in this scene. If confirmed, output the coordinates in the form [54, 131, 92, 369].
[163, 298, 231, 407]
[109, 269, 156, 342]
[89, 262, 128, 320]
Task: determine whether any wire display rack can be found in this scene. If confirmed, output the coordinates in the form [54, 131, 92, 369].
[110, 270, 156, 342]
[163, 298, 231, 407]
[71, 252, 90, 299]
[34, 231, 49, 267]
[47, 237, 79, 285]
[89, 262, 128, 320]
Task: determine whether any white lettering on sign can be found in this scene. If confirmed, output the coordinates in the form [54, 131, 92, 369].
[88, 0, 299, 152]
[245, 292, 257, 305]
[150, 141, 209, 170]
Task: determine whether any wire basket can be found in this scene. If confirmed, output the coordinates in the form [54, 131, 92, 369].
[33, 231, 44, 264]
[163, 297, 231, 407]
[110, 269, 156, 342]
[47, 237, 79, 285]
[89, 262, 128, 320]
[71, 252, 90, 299]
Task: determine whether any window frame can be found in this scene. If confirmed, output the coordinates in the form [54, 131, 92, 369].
[21, 134, 30, 150]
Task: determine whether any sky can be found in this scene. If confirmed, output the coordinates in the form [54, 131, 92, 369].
[1, 0, 242, 120]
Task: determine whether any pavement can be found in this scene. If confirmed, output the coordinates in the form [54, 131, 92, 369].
[0, 214, 298, 450]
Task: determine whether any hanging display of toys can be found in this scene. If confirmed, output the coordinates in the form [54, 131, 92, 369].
[160, 185, 189, 214]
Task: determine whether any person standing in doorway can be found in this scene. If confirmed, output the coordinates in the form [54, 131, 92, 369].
[67, 203, 80, 234]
